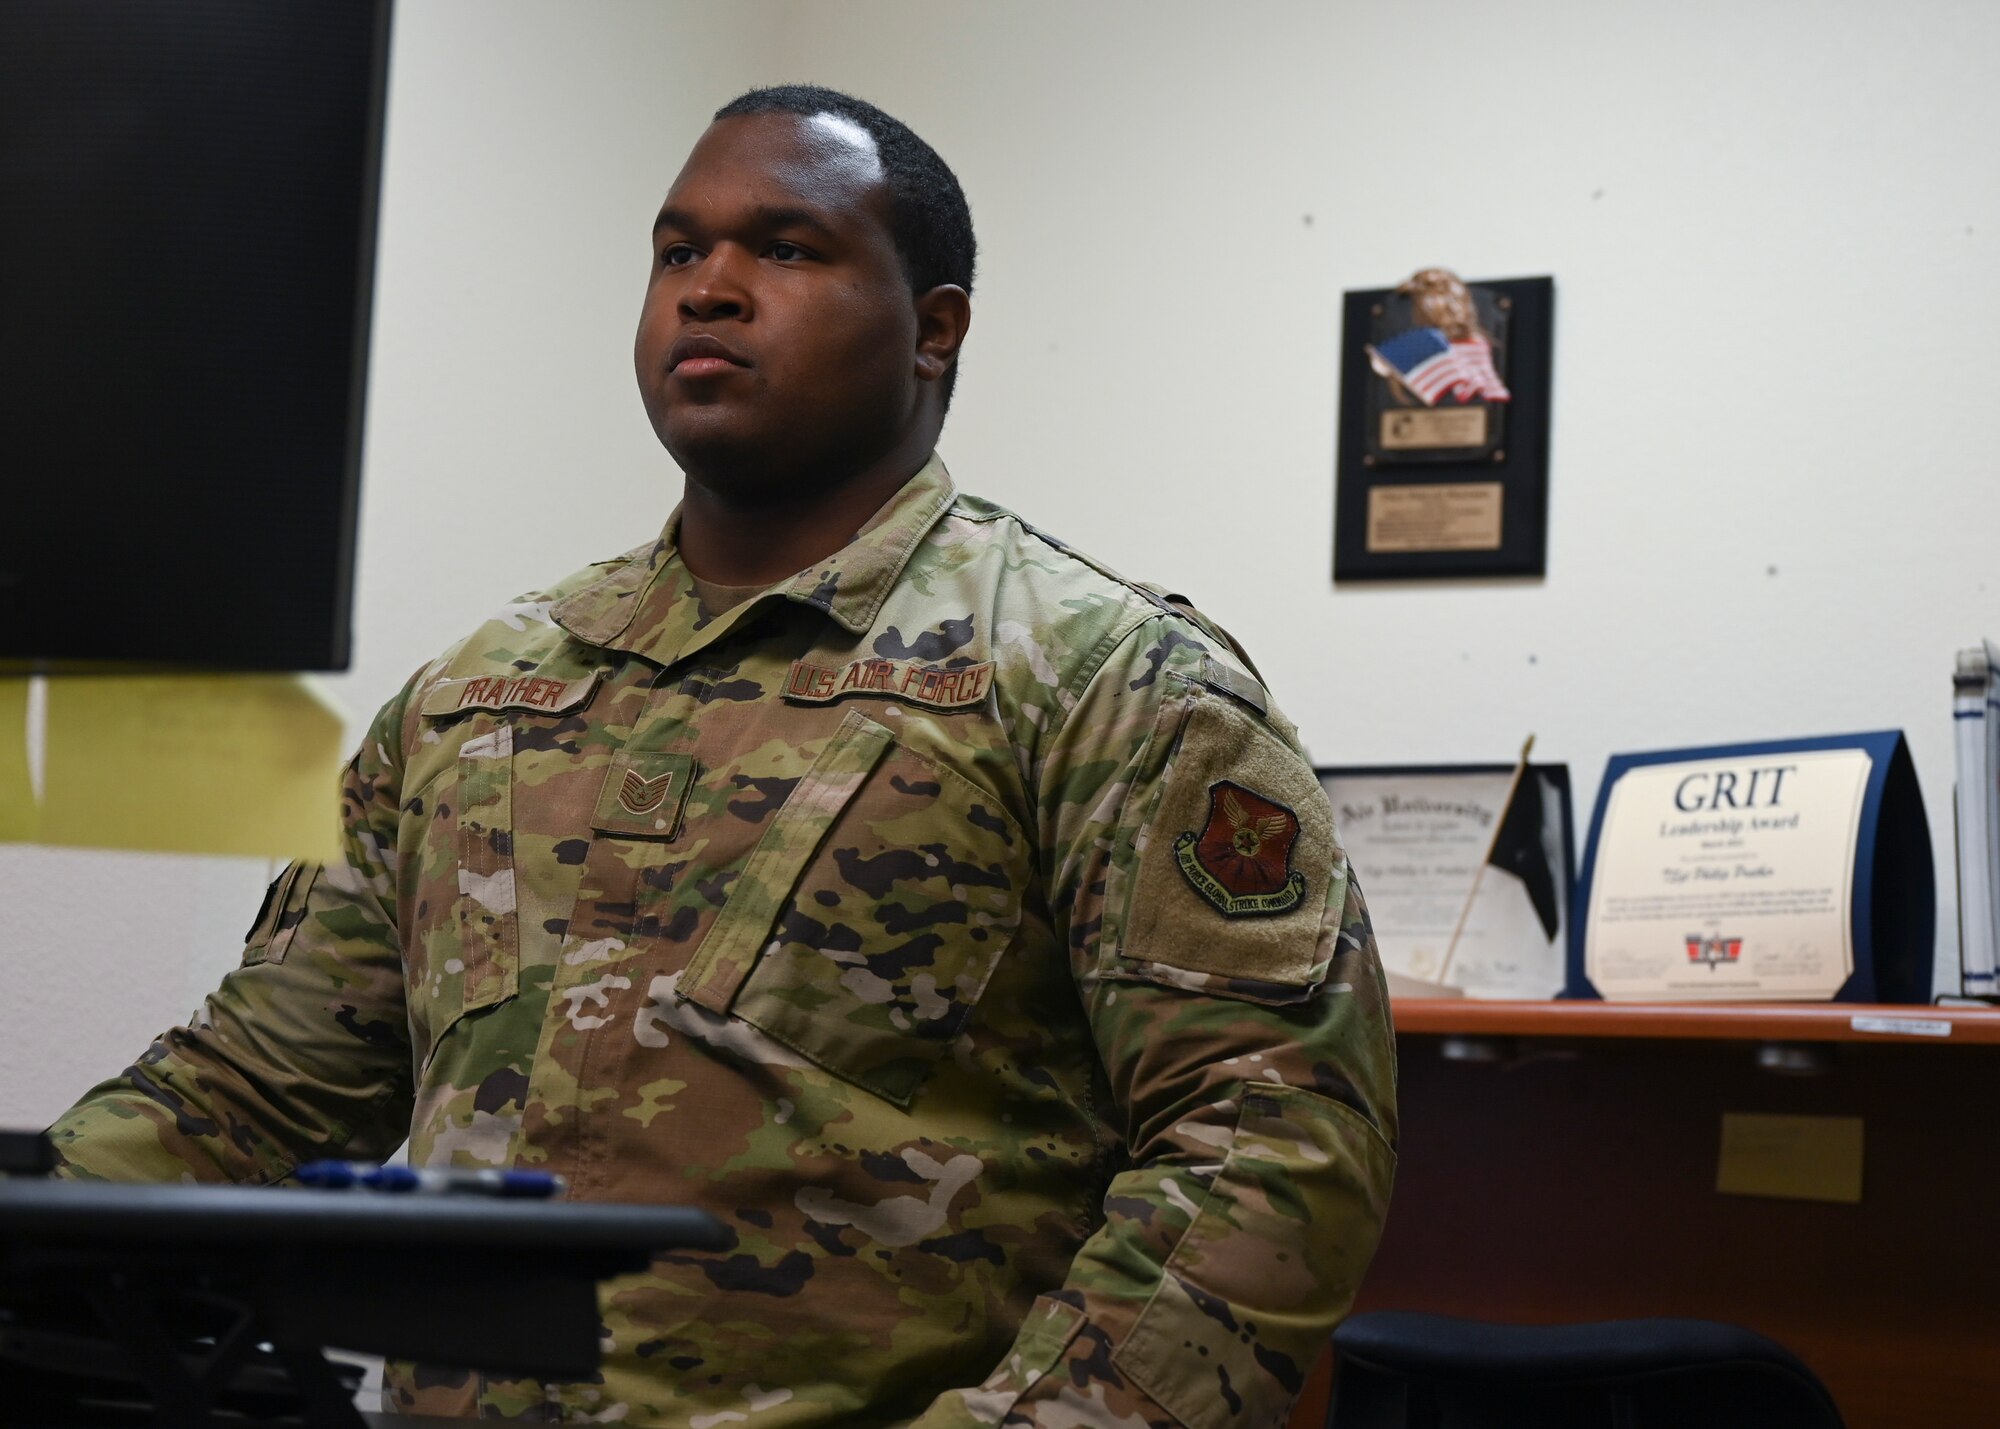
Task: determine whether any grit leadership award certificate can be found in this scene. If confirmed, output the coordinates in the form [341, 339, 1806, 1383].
[1583, 748, 1872, 1001]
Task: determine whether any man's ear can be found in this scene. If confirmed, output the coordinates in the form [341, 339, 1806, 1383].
[913, 285, 971, 384]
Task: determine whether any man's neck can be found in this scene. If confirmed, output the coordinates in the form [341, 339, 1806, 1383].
[676, 442, 934, 587]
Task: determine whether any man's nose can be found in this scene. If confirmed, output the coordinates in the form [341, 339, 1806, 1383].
[678, 246, 753, 321]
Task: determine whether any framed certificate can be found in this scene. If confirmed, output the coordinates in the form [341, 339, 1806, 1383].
[1567, 732, 1933, 1003]
[1319, 763, 1575, 999]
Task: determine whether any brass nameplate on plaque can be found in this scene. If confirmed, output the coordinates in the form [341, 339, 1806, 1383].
[1366, 483, 1503, 553]
[1382, 406, 1488, 451]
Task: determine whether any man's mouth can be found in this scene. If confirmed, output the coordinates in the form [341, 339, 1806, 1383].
[668, 333, 750, 377]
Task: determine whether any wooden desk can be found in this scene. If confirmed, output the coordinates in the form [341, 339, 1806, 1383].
[1287, 1002, 2000, 1429]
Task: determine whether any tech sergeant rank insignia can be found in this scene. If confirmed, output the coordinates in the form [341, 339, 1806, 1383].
[1175, 780, 1308, 916]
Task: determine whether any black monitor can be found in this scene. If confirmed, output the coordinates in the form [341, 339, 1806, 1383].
[0, 1175, 729, 1427]
[0, 0, 393, 672]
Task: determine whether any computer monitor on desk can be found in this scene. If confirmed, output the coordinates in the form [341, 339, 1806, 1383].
[0, 1173, 727, 1428]
[1, 0, 392, 672]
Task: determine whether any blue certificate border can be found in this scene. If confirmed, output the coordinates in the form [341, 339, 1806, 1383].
[1565, 731, 1930, 1002]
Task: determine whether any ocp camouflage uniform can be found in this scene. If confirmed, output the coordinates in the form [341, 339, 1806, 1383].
[50, 457, 1397, 1429]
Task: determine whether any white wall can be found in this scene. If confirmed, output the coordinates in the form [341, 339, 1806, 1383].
[5, 0, 1995, 1126]
[761, 0, 1997, 994]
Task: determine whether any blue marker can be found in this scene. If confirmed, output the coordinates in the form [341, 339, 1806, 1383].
[296, 1160, 565, 1198]
[295, 1159, 363, 1189]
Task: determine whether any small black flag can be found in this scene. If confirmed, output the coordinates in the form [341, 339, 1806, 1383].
[1488, 769, 1560, 941]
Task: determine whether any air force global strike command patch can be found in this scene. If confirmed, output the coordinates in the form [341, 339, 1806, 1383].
[1115, 683, 1340, 997]
[1176, 781, 1308, 916]
[1120, 680, 1336, 1000]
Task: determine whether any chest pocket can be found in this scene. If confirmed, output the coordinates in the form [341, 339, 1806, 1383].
[677, 708, 1029, 1106]
[404, 717, 521, 1060]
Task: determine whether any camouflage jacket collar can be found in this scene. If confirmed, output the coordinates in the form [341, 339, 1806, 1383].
[550, 454, 957, 665]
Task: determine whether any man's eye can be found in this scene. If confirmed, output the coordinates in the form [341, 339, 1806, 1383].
[768, 241, 808, 262]
[659, 244, 697, 267]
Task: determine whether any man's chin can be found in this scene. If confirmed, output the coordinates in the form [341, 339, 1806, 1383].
[661, 420, 802, 504]
[657, 400, 908, 507]
[659, 409, 763, 467]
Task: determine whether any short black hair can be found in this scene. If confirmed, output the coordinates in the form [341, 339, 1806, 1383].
[713, 85, 975, 410]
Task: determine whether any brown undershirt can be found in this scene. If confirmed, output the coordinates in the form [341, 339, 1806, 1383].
[689, 575, 767, 616]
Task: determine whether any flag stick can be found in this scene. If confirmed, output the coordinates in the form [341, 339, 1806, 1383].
[1437, 734, 1536, 987]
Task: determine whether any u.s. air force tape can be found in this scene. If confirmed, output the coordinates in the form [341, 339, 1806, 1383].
[783, 657, 995, 712]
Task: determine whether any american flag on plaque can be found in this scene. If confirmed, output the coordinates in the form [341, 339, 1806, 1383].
[1367, 326, 1511, 406]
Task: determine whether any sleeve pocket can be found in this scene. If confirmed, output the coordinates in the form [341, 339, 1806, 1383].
[243, 862, 320, 967]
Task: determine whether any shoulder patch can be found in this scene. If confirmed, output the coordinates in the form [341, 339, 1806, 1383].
[1174, 781, 1306, 916]
[1120, 687, 1338, 994]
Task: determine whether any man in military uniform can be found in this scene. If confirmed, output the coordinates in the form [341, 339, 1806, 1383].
[50, 86, 1397, 1428]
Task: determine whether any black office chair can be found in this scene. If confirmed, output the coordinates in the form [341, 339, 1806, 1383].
[1327, 1312, 1845, 1429]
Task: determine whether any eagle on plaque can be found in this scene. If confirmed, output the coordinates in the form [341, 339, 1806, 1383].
[1364, 267, 1512, 463]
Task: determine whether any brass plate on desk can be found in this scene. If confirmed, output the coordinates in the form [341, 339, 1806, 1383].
[1716, 1113, 1864, 1204]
